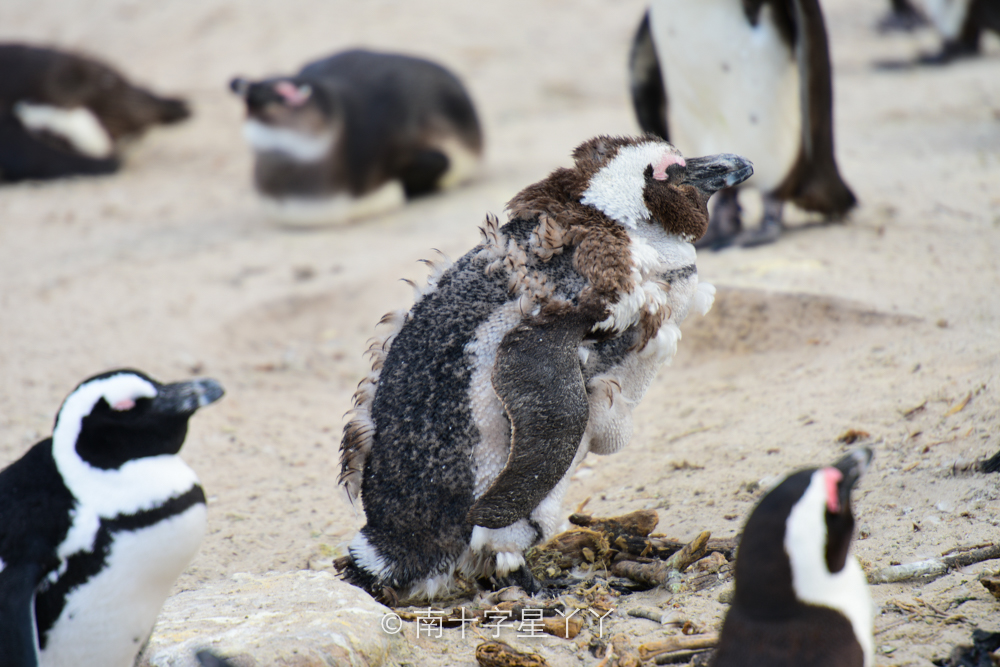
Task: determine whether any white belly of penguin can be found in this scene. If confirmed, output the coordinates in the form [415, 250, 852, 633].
[649, 0, 801, 192]
[39, 503, 206, 667]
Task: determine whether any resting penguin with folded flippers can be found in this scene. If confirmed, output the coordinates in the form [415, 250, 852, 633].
[629, 0, 856, 249]
[337, 134, 753, 601]
[712, 448, 874, 667]
[0, 369, 223, 667]
[911, 0, 1000, 63]
[0, 44, 190, 183]
[230, 48, 483, 227]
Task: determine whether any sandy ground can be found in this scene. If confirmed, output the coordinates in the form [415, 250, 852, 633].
[1, 1, 999, 665]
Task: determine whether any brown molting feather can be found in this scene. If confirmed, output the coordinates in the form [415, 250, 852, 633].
[642, 182, 710, 242]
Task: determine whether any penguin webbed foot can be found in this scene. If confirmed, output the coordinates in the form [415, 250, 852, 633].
[916, 39, 980, 65]
[875, 2, 927, 33]
[484, 564, 543, 595]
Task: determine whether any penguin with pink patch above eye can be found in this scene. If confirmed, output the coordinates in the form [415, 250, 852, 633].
[338, 135, 753, 601]
[229, 49, 483, 227]
[713, 448, 875, 667]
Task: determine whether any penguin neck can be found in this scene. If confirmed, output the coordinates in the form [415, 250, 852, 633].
[732, 473, 810, 620]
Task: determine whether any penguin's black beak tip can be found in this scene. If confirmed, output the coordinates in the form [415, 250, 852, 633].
[682, 153, 754, 198]
[229, 77, 250, 97]
[833, 447, 872, 511]
[154, 378, 225, 415]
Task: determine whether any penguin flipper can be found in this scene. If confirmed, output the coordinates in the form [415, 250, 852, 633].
[0, 560, 44, 667]
[628, 11, 670, 141]
[775, 0, 856, 218]
[467, 310, 592, 529]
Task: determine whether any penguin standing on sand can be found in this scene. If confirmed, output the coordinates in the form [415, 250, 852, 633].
[629, 0, 856, 249]
[0, 369, 223, 667]
[911, 0, 1000, 63]
[338, 134, 753, 601]
[712, 448, 874, 667]
[0, 44, 190, 183]
[230, 48, 483, 227]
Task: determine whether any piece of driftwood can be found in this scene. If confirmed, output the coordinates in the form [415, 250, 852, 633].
[475, 641, 549, 667]
[611, 532, 712, 591]
[637, 634, 719, 661]
[627, 607, 684, 625]
[869, 544, 1000, 584]
[569, 509, 659, 537]
[663, 532, 711, 571]
[980, 575, 1000, 601]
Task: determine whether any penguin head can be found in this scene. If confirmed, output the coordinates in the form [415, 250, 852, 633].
[229, 76, 334, 133]
[574, 135, 753, 241]
[733, 448, 872, 618]
[52, 369, 224, 470]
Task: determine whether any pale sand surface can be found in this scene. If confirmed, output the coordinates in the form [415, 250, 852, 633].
[1, 1, 999, 665]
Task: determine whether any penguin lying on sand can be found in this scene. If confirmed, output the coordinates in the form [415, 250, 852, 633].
[230, 48, 483, 227]
[0, 44, 190, 183]
[0, 369, 223, 667]
[712, 448, 874, 667]
[338, 134, 753, 600]
[629, 0, 856, 249]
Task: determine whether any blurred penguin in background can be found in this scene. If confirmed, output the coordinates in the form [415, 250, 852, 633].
[231, 48, 483, 227]
[877, 0, 1000, 64]
[629, 0, 856, 249]
[0, 44, 190, 183]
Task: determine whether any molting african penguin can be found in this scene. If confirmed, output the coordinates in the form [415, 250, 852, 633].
[337, 135, 753, 601]
[629, 0, 856, 249]
[712, 448, 874, 667]
[911, 0, 1000, 63]
[0, 369, 223, 667]
[230, 48, 483, 227]
[0, 44, 190, 183]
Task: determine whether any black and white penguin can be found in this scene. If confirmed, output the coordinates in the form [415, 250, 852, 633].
[712, 448, 874, 667]
[0, 44, 190, 183]
[0, 369, 223, 667]
[910, 0, 1000, 63]
[629, 0, 856, 249]
[230, 48, 483, 226]
[337, 135, 753, 600]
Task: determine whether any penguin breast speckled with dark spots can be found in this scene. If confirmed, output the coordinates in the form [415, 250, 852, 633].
[338, 135, 752, 601]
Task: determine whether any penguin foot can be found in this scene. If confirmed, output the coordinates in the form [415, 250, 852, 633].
[695, 187, 742, 250]
[733, 218, 784, 248]
[485, 562, 542, 595]
[916, 39, 980, 65]
[875, 5, 926, 32]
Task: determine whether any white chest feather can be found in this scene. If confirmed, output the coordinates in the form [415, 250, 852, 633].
[14, 103, 113, 159]
[785, 474, 874, 667]
[242, 119, 335, 161]
[648, 0, 801, 191]
[39, 504, 206, 667]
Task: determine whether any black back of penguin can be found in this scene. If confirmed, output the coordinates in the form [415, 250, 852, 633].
[712, 449, 874, 667]
[0, 369, 223, 667]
